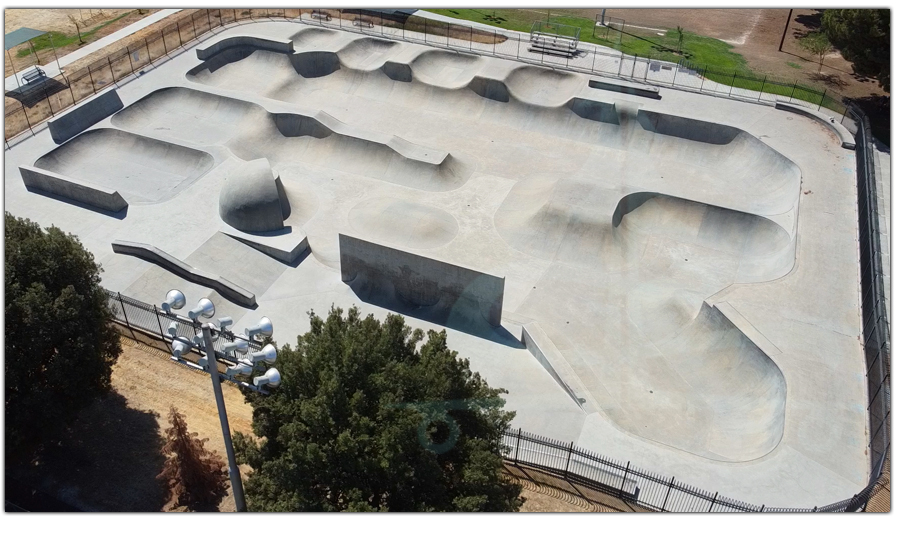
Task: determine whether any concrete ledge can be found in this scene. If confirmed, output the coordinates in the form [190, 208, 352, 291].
[589, 78, 661, 100]
[48, 88, 124, 144]
[111, 240, 256, 307]
[339, 233, 504, 327]
[220, 227, 309, 264]
[521, 323, 589, 412]
[775, 102, 856, 150]
[19, 165, 127, 212]
[196, 35, 294, 60]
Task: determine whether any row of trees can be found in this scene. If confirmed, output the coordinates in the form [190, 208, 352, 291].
[5, 213, 523, 512]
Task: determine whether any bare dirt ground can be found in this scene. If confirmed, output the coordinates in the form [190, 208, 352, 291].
[7, 338, 253, 512]
[559, 8, 886, 101]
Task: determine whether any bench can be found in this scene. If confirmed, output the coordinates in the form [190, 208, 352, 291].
[310, 10, 332, 21]
[352, 18, 375, 28]
[22, 66, 46, 85]
[529, 32, 578, 58]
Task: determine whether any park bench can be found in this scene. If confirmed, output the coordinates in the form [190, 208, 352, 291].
[21, 66, 46, 85]
[528, 32, 578, 58]
[310, 10, 332, 21]
[353, 18, 375, 28]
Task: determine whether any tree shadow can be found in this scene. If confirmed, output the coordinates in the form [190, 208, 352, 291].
[8, 391, 168, 512]
[852, 95, 891, 148]
[808, 72, 849, 90]
[794, 9, 824, 31]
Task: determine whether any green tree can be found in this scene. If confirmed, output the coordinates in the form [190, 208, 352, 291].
[4, 213, 121, 463]
[158, 406, 229, 511]
[233, 306, 523, 512]
[822, 9, 890, 91]
[799, 31, 833, 74]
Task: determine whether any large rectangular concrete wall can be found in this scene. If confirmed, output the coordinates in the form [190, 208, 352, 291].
[339, 234, 504, 327]
[48, 88, 123, 144]
[19, 165, 128, 212]
[196, 36, 294, 60]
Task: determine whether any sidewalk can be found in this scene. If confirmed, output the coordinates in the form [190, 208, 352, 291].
[5, 9, 181, 92]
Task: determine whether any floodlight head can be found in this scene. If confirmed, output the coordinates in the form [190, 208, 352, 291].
[172, 339, 190, 358]
[253, 367, 281, 388]
[225, 361, 253, 378]
[217, 317, 234, 331]
[245, 316, 273, 339]
[166, 321, 179, 338]
[161, 289, 186, 314]
[223, 338, 249, 355]
[249, 343, 277, 364]
[188, 298, 216, 320]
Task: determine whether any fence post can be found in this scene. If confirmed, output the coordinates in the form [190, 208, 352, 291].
[21, 102, 35, 135]
[619, 461, 630, 497]
[189, 13, 197, 40]
[514, 429, 522, 464]
[563, 441, 574, 477]
[154, 305, 171, 350]
[108, 57, 119, 88]
[424, 17, 427, 43]
[661, 476, 676, 511]
[161, 30, 169, 55]
[591, 46, 597, 73]
[117, 292, 131, 329]
[728, 71, 736, 96]
[818, 89, 827, 111]
[699, 66, 706, 92]
[207, 9, 212, 28]
[758, 74, 767, 101]
[176, 22, 183, 48]
[470, 25, 473, 51]
[789, 81, 797, 103]
[493, 31, 497, 55]
[86, 64, 97, 94]
[708, 491, 718, 512]
[760, 504, 765, 512]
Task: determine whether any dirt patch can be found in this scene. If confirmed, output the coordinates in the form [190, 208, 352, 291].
[7, 338, 253, 512]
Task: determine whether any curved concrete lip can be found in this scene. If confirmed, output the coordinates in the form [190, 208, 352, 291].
[348, 196, 459, 250]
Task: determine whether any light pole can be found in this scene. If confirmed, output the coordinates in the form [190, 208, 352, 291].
[160, 289, 281, 513]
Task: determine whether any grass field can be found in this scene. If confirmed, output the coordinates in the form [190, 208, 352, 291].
[425, 9, 846, 115]
[16, 10, 135, 58]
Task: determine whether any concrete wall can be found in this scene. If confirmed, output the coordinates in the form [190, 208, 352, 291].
[19, 165, 128, 212]
[339, 234, 504, 327]
[111, 240, 257, 307]
[195, 35, 294, 60]
[48, 88, 124, 144]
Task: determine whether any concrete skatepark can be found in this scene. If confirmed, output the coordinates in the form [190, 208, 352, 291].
[3, 21, 869, 507]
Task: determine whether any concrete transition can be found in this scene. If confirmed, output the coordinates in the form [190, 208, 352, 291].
[19, 164, 128, 213]
[34, 128, 214, 204]
[48, 88, 124, 144]
[339, 233, 505, 330]
[4, 23, 869, 507]
[111, 240, 257, 307]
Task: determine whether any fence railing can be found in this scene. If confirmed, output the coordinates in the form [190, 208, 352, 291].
[5, 8, 856, 148]
[106, 288, 884, 512]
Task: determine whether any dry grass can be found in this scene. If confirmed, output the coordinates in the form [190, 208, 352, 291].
[504, 463, 647, 512]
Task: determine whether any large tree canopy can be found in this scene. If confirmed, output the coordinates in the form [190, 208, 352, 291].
[822, 9, 890, 92]
[5, 213, 121, 462]
[233, 306, 523, 512]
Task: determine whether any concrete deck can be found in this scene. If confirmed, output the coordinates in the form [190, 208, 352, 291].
[2, 21, 868, 508]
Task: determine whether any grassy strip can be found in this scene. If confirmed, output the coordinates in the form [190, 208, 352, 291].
[16, 10, 135, 58]
[424, 9, 844, 114]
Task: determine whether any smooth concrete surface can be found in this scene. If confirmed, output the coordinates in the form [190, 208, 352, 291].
[48, 88, 124, 144]
[111, 239, 257, 307]
[19, 164, 128, 212]
[339, 233, 506, 329]
[3, 21, 868, 508]
[775, 102, 856, 150]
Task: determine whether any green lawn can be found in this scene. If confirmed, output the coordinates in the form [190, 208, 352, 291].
[16, 11, 135, 58]
[424, 9, 844, 114]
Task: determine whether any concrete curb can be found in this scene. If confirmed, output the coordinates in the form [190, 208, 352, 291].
[775, 102, 856, 150]
[111, 240, 257, 307]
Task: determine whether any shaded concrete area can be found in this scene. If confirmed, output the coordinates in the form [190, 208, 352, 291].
[3, 22, 866, 507]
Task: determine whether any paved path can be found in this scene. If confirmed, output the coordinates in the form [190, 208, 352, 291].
[5, 9, 181, 91]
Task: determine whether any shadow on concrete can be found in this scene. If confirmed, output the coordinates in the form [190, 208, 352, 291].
[346, 281, 523, 349]
[8, 392, 168, 512]
[23, 186, 129, 220]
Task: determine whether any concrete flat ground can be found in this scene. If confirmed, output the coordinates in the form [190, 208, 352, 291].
[2, 20, 867, 508]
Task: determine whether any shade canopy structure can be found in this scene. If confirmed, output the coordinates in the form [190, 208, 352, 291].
[5, 27, 47, 50]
